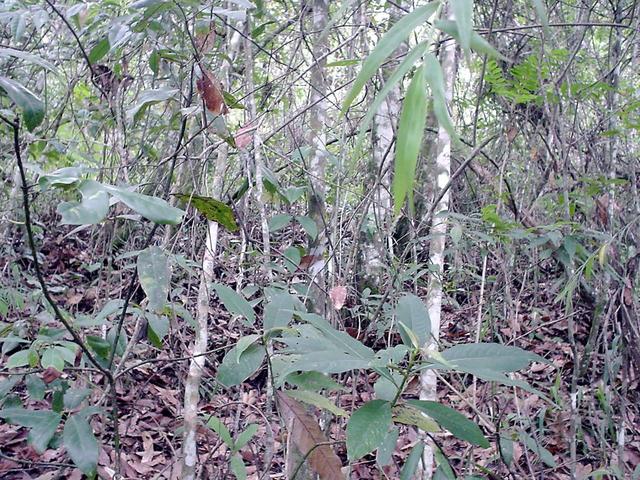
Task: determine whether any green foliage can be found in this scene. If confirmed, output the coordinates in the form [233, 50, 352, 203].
[174, 193, 239, 232]
[0, 76, 44, 131]
[137, 246, 171, 312]
[347, 400, 392, 461]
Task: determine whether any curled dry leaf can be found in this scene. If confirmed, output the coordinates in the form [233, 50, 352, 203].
[196, 69, 229, 116]
[329, 286, 347, 310]
[276, 391, 345, 480]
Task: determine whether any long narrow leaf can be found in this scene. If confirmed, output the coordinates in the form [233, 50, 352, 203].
[451, 0, 474, 55]
[424, 52, 457, 142]
[342, 1, 440, 112]
[393, 62, 428, 215]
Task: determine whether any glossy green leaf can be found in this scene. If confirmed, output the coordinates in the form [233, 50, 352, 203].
[393, 61, 428, 215]
[57, 180, 109, 225]
[451, 0, 474, 54]
[174, 193, 239, 232]
[213, 284, 255, 324]
[0, 408, 61, 453]
[395, 294, 430, 347]
[217, 343, 266, 387]
[400, 441, 425, 480]
[0, 76, 44, 131]
[6, 350, 30, 368]
[235, 334, 261, 363]
[342, 2, 440, 112]
[424, 52, 457, 141]
[63, 413, 99, 475]
[347, 400, 392, 461]
[285, 389, 348, 417]
[408, 400, 489, 447]
[137, 246, 170, 312]
[105, 185, 184, 225]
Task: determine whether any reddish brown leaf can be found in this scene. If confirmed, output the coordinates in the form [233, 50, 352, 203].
[329, 286, 347, 310]
[196, 70, 228, 116]
[234, 120, 258, 149]
[41, 367, 62, 384]
[276, 391, 345, 480]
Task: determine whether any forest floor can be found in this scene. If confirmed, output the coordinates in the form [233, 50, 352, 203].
[0, 220, 638, 480]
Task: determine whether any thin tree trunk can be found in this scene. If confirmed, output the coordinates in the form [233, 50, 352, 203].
[419, 8, 458, 478]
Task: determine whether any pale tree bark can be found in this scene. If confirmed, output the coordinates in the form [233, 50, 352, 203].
[181, 17, 242, 479]
[419, 9, 459, 479]
[362, 2, 406, 289]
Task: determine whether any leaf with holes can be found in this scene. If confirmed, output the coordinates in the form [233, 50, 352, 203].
[174, 193, 238, 231]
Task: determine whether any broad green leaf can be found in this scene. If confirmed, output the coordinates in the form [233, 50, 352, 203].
[285, 371, 345, 392]
[393, 61, 428, 215]
[63, 388, 92, 409]
[263, 293, 303, 331]
[0, 408, 61, 453]
[217, 343, 265, 387]
[126, 87, 178, 122]
[441, 343, 546, 373]
[213, 284, 256, 324]
[424, 52, 457, 141]
[285, 389, 348, 417]
[230, 453, 247, 480]
[235, 334, 261, 363]
[207, 416, 233, 446]
[146, 313, 170, 348]
[393, 405, 440, 432]
[0, 48, 58, 72]
[356, 41, 428, 151]
[38, 166, 85, 190]
[174, 193, 239, 232]
[347, 400, 392, 461]
[0, 376, 22, 398]
[400, 441, 425, 480]
[408, 400, 489, 447]
[451, 0, 474, 54]
[0, 76, 44, 131]
[105, 185, 184, 225]
[296, 216, 318, 240]
[268, 214, 293, 232]
[86, 335, 111, 359]
[395, 294, 430, 347]
[435, 20, 506, 59]
[88, 38, 110, 64]
[137, 246, 170, 312]
[41, 347, 64, 371]
[520, 432, 557, 467]
[63, 413, 99, 475]
[342, 2, 440, 112]
[234, 423, 258, 450]
[377, 428, 399, 467]
[6, 349, 30, 368]
[57, 180, 109, 225]
[25, 375, 46, 401]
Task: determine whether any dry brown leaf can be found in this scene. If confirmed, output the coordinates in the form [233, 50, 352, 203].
[329, 286, 347, 310]
[276, 391, 345, 480]
[196, 69, 229, 116]
[235, 120, 258, 149]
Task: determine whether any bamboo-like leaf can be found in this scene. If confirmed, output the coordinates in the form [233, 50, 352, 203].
[424, 52, 457, 141]
[276, 391, 345, 480]
[342, 2, 440, 112]
[532, 0, 550, 33]
[451, 0, 474, 55]
[435, 20, 506, 60]
[393, 62, 428, 215]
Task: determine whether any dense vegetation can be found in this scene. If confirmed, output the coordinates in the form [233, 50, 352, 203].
[1, 0, 638, 478]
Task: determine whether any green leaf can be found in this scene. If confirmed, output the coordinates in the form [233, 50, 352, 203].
[532, 0, 550, 33]
[347, 400, 392, 461]
[377, 428, 399, 467]
[207, 416, 234, 446]
[400, 441, 425, 480]
[235, 334, 261, 363]
[393, 61, 428, 215]
[105, 185, 184, 225]
[126, 87, 178, 122]
[63, 413, 99, 475]
[263, 293, 303, 331]
[342, 2, 440, 112]
[41, 347, 64, 372]
[296, 216, 318, 240]
[0, 408, 61, 453]
[230, 453, 247, 480]
[440, 343, 546, 373]
[268, 214, 293, 232]
[0, 48, 58, 73]
[326, 59, 360, 67]
[451, 0, 473, 54]
[407, 400, 489, 447]
[234, 423, 258, 450]
[395, 293, 430, 347]
[174, 194, 239, 232]
[285, 390, 348, 417]
[57, 180, 109, 225]
[285, 371, 345, 392]
[88, 38, 110, 64]
[435, 20, 506, 60]
[25, 375, 46, 401]
[0, 76, 44, 131]
[217, 343, 266, 387]
[6, 349, 30, 368]
[86, 335, 111, 359]
[356, 42, 428, 151]
[213, 284, 255, 324]
[63, 388, 92, 409]
[520, 432, 557, 467]
[137, 246, 170, 312]
[146, 313, 170, 348]
[424, 52, 457, 141]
